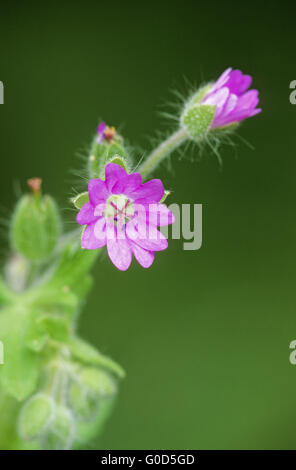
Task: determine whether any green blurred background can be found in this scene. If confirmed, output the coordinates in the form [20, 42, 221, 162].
[0, 0, 296, 449]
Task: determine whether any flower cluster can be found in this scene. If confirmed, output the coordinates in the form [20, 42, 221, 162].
[78, 67, 261, 271]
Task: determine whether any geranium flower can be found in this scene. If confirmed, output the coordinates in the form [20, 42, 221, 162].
[202, 68, 261, 128]
[76, 163, 174, 271]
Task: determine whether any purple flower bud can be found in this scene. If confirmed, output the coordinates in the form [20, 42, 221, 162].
[202, 68, 261, 128]
[96, 122, 116, 144]
[96, 122, 106, 144]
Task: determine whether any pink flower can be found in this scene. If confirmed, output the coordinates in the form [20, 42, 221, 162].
[76, 163, 175, 271]
[202, 68, 261, 128]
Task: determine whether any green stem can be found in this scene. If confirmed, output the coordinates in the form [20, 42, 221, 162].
[139, 128, 187, 179]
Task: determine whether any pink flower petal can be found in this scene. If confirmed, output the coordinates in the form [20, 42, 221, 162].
[212, 93, 238, 128]
[105, 163, 127, 192]
[130, 241, 154, 268]
[218, 90, 260, 125]
[112, 172, 142, 195]
[126, 219, 168, 252]
[226, 70, 252, 95]
[88, 179, 109, 206]
[134, 203, 175, 227]
[93, 217, 107, 242]
[76, 202, 98, 225]
[209, 67, 232, 94]
[82, 221, 107, 249]
[106, 222, 132, 271]
[203, 87, 230, 119]
[129, 179, 164, 203]
[235, 89, 259, 112]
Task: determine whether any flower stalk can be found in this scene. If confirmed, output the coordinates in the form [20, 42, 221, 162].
[139, 128, 188, 179]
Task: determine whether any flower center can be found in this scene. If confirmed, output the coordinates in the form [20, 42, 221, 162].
[104, 194, 134, 226]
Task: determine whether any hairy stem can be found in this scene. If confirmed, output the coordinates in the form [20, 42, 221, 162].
[139, 128, 187, 179]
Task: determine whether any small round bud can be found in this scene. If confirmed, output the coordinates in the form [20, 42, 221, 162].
[68, 368, 116, 421]
[79, 367, 117, 397]
[18, 393, 54, 441]
[10, 184, 61, 261]
[88, 124, 131, 179]
[68, 383, 94, 419]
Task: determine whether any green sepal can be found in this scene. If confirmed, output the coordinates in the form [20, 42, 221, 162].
[209, 121, 240, 137]
[182, 104, 216, 140]
[186, 83, 213, 106]
[67, 336, 125, 378]
[160, 190, 171, 203]
[88, 131, 131, 179]
[107, 154, 129, 172]
[72, 192, 89, 210]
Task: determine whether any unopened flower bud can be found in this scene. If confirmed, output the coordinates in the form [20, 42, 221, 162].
[68, 383, 94, 419]
[181, 68, 261, 141]
[18, 393, 54, 441]
[79, 367, 117, 397]
[10, 180, 61, 261]
[88, 122, 131, 178]
[68, 368, 116, 420]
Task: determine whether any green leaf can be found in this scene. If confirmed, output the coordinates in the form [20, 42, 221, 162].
[26, 314, 70, 352]
[31, 285, 79, 311]
[0, 307, 39, 401]
[47, 244, 99, 290]
[68, 336, 125, 378]
[72, 192, 89, 210]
